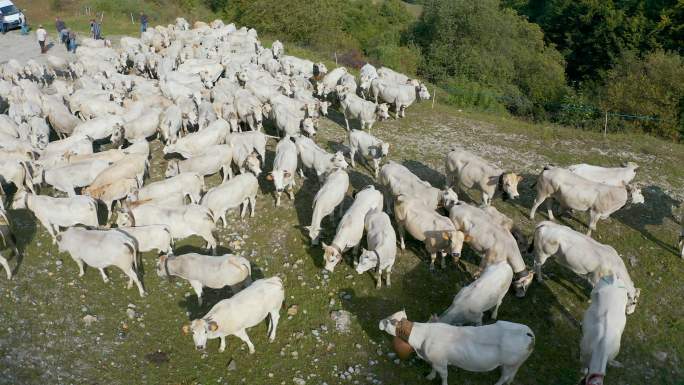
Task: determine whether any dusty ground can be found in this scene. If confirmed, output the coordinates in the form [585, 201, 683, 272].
[0, 29, 74, 66]
[1, 38, 683, 385]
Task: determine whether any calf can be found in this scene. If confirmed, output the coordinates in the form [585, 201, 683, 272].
[183, 277, 284, 354]
[0, 210, 18, 279]
[57, 227, 145, 297]
[12, 192, 99, 243]
[348, 129, 389, 178]
[116, 203, 217, 253]
[379, 310, 534, 385]
[338, 90, 389, 132]
[306, 169, 349, 245]
[580, 275, 628, 385]
[394, 196, 464, 271]
[266, 136, 298, 206]
[323, 185, 383, 272]
[433, 262, 513, 326]
[568, 162, 638, 187]
[445, 148, 522, 206]
[531, 221, 640, 314]
[355, 208, 396, 288]
[116, 225, 173, 255]
[200, 173, 259, 226]
[530, 166, 644, 236]
[157, 253, 251, 305]
[165, 144, 234, 182]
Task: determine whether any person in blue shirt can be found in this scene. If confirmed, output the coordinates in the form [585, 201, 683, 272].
[140, 12, 148, 33]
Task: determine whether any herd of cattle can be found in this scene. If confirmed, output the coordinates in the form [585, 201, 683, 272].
[0, 18, 682, 385]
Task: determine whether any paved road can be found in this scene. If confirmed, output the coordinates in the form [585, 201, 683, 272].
[0, 29, 74, 65]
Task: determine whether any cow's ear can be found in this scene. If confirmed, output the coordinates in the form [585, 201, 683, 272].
[464, 234, 473, 242]
[208, 321, 219, 332]
[442, 232, 450, 241]
[265, 173, 273, 181]
[181, 324, 190, 335]
[517, 175, 523, 182]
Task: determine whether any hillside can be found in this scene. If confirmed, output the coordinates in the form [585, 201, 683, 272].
[1, 3, 684, 385]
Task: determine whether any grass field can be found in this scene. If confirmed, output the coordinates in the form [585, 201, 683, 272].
[2, 7, 684, 385]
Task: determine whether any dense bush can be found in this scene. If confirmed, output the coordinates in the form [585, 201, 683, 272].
[599, 51, 684, 140]
[412, 0, 567, 118]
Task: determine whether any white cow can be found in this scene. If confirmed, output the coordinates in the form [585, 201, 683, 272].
[322, 185, 383, 271]
[355, 208, 396, 288]
[530, 166, 644, 236]
[200, 173, 258, 226]
[378, 161, 457, 212]
[379, 310, 534, 385]
[57, 227, 145, 297]
[163, 119, 230, 158]
[371, 78, 430, 118]
[134, 173, 205, 204]
[165, 144, 234, 182]
[12, 192, 99, 242]
[348, 129, 389, 178]
[306, 168, 349, 245]
[433, 262, 513, 326]
[580, 275, 629, 385]
[183, 277, 284, 353]
[338, 90, 389, 132]
[568, 162, 638, 187]
[445, 148, 523, 206]
[531, 221, 640, 314]
[116, 225, 174, 255]
[38, 160, 112, 196]
[266, 136, 298, 206]
[157, 253, 251, 305]
[291, 136, 348, 182]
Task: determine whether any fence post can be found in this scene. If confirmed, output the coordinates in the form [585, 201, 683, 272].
[131, 13, 134, 25]
[334, 52, 338, 66]
[432, 87, 436, 109]
[604, 110, 608, 137]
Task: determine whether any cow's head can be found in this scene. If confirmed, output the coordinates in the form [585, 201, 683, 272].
[116, 209, 134, 227]
[440, 188, 459, 209]
[356, 249, 378, 275]
[418, 84, 430, 100]
[379, 310, 408, 336]
[331, 152, 348, 170]
[376, 103, 390, 121]
[110, 126, 124, 147]
[165, 159, 180, 178]
[627, 184, 645, 204]
[155, 254, 170, 278]
[318, 101, 329, 116]
[304, 225, 322, 245]
[322, 242, 343, 272]
[380, 142, 390, 158]
[252, 105, 264, 127]
[266, 169, 291, 193]
[245, 152, 262, 175]
[500, 172, 522, 200]
[445, 230, 465, 262]
[182, 318, 219, 351]
[513, 269, 535, 298]
[301, 118, 316, 137]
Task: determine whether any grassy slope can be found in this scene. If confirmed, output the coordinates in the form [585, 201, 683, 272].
[2, 7, 684, 385]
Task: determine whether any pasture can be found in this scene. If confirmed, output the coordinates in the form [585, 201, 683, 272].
[1, 96, 682, 385]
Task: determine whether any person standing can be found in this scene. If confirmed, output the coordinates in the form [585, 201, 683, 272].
[92, 19, 101, 40]
[67, 30, 77, 53]
[36, 25, 48, 54]
[55, 17, 67, 43]
[140, 12, 148, 33]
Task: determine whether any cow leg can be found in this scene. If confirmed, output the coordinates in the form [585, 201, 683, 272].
[375, 267, 382, 289]
[268, 309, 280, 342]
[72, 257, 85, 277]
[249, 196, 256, 218]
[219, 335, 227, 352]
[546, 199, 555, 220]
[99, 268, 109, 283]
[234, 329, 256, 354]
[0, 255, 12, 279]
[529, 196, 546, 220]
[394, 103, 400, 119]
[190, 280, 204, 306]
[385, 267, 392, 287]
[429, 252, 437, 271]
[491, 299, 502, 320]
[495, 362, 524, 385]
[287, 185, 295, 200]
[221, 166, 232, 182]
[587, 210, 599, 237]
[349, 148, 356, 168]
[344, 116, 350, 131]
[440, 251, 447, 269]
[353, 244, 360, 266]
[221, 211, 227, 228]
[481, 192, 491, 207]
[275, 191, 281, 207]
[398, 225, 406, 250]
[240, 200, 248, 219]
[124, 267, 146, 297]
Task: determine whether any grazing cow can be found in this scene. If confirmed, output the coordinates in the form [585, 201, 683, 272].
[83, 177, 139, 220]
[183, 277, 284, 353]
[38, 159, 112, 196]
[359, 63, 378, 97]
[348, 129, 389, 178]
[157, 253, 251, 305]
[322, 185, 383, 272]
[432, 262, 513, 326]
[317, 67, 347, 97]
[394, 196, 464, 271]
[116, 203, 217, 253]
[291, 136, 348, 182]
[200, 173, 259, 226]
[356, 208, 397, 288]
[87, 154, 148, 192]
[448, 202, 533, 297]
[57, 227, 145, 297]
[370, 78, 430, 118]
[163, 119, 230, 158]
[531, 221, 640, 314]
[530, 166, 644, 236]
[580, 275, 628, 385]
[135, 173, 205, 204]
[338, 88, 389, 132]
[306, 169, 349, 245]
[445, 148, 522, 206]
[568, 162, 638, 187]
[266, 136, 298, 206]
[165, 144, 234, 182]
[116, 225, 173, 256]
[379, 310, 534, 385]
[12, 192, 99, 243]
[378, 161, 457, 212]
[0, 210, 18, 279]
[226, 131, 269, 174]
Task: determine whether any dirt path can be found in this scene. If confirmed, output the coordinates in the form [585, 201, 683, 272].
[0, 29, 74, 65]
